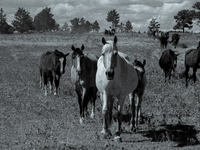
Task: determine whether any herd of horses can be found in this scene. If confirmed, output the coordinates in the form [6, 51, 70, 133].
[39, 33, 200, 142]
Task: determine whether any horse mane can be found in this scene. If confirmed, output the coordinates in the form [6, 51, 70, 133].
[102, 40, 118, 52]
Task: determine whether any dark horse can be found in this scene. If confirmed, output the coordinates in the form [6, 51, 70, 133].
[71, 44, 98, 123]
[130, 59, 147, 132]
[159, 49, 179, 82]
[39, 50, 69, 96]
[185, 41, 200, 87]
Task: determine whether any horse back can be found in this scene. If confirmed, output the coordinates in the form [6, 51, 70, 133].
[39, 52, 56, 73]
[185, 49, 200, 67]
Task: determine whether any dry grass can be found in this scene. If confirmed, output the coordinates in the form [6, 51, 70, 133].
[0, 32, 200, 149]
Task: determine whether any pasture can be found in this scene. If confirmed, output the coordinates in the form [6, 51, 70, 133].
[0, 32, 200, 149]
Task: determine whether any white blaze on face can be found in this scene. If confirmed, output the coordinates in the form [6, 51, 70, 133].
[76, 55, 81, 72]
[134, 66, 144, 73]
[59, 57, 64, 73]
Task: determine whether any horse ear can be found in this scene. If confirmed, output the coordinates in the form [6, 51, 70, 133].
[114, 36, 117, 44]
[65, 53, 69, 57]
[71, 45, 75, 51]
[81, 44, 84, 51]
[102, 37, 106, 45]
[143, 59, 146, 66]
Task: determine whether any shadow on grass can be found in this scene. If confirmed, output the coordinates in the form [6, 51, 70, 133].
[113, 112, 200, 147]
[142, 124, 200, 147]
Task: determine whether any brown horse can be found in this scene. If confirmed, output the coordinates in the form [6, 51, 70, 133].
[39, 50, 69, 96]
[185, 41, 200, 87]
[129, 59, 147, 132]
[71, 44, 98, 123]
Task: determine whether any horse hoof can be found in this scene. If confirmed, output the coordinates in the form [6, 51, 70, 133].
[114, 136, 122, 143]
[90, 113, 95, 119]
[101, 129, 112, 138]
[79, 118, 84, 124]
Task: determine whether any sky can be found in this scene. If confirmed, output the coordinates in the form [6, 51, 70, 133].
[0, 0, 199, 32]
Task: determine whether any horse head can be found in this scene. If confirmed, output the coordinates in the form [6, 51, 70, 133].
[101, 36, 118, 80]
[71, 44, 85, 75]
[54, 49, 69, 74]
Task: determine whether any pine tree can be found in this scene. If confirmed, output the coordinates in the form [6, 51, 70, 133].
[125, 20, 133, 33]
[92, 21, 100, 32]
[173, 10, 193, 33]
[106, 9, 120, 30]
[34, 7, 57, 31]
[12, 7, 34, 33]
[148, 18, 160, 32]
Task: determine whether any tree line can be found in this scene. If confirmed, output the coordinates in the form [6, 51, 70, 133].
[1, 2, 200, 34]
[0, 7, 100, 34]
[148, 2, 200, 33]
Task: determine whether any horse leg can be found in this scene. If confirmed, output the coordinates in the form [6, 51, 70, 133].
[185, 65, 189, 87]
[114, 95, 125, 142]
[129, 92, 135, 131]
[43, 74, 48, 96]
[101, 92, 112, 137]
[49, 75, 53, 94]
[193, 67, 197, 84]
[75, 87, 83, 124]
[91, 87, 97, 119]
[134, 94, 141, 131]
[54, 75, 60, 95]
[168, 68, 172, 83]
[40, 70, 43, 89]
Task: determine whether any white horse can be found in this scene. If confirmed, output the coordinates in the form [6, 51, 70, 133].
[96, 36, 138, 142]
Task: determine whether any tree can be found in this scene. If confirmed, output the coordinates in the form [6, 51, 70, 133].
[0, 8, 7, 32]
[70, 17, 92, 33]
[12, 7, 34, 33]
[84, 21, 91, 33]
[148, 18, 160, 32]
[62, 22, 70, 32]
[191, 2, 200, 27]
[106, 9, 120, 30]
[125, 20, 133, 33]
[173, 10, 193, 33]
[92, 20, 100, 32]
[34, 7, 58, 31]
[119, 22, 125, 33]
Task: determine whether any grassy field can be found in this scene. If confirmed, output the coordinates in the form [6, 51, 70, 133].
[0, 32, 200, 150]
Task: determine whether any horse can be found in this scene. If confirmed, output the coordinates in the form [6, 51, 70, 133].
[130, 59, 147, 132]
[159, 32, 169, 50]
[159, 49, 179, 82]
[71, 44, 98, 123]
[96, 36, 138, 142]
[39, 49, 69, 96]
[184, 41, 200, 87]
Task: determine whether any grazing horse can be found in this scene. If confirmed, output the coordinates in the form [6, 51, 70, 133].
[185, 41, 200, 87]
[159, 49, 179, 82]
[170, 34, 180, 48]
[96, 36, 138, 142]
[159, 32, 169, 49]
[71, 44, 98, 123]
[130, 59, 147, 132]
[39, 50, 69, 96]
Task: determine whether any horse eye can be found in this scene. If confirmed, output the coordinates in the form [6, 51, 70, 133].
[114, 51, 118, 55]
[102, 53, 104, 56]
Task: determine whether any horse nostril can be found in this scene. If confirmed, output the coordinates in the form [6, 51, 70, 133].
[106, 71, 114, 78]
[77, 69, 82, 74]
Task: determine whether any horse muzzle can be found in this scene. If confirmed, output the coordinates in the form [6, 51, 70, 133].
[105, 70, 115, 80]
[76, 69, 82, 75]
